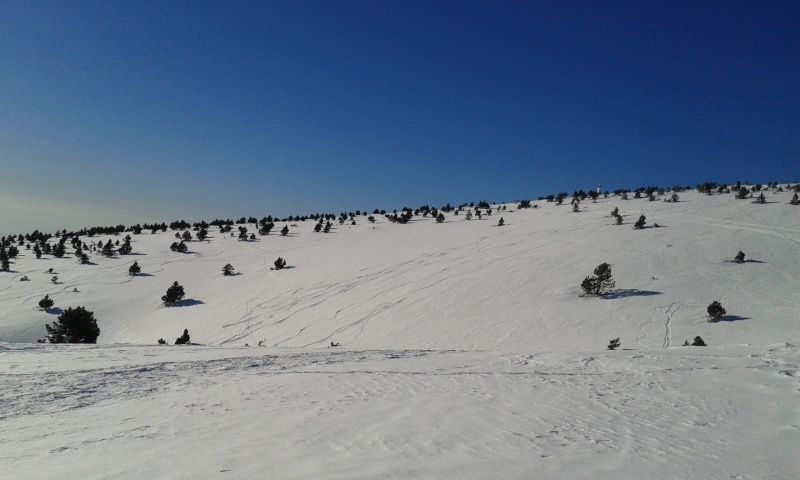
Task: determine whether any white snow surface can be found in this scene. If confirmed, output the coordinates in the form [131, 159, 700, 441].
[2, 189, 799, 479]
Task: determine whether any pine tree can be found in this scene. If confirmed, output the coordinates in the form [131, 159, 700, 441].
[736, 186, 750, 199]
[707, 301, 726, 321]
[38, 294, 54, 311]
[633, 215, 646, 229]
[281, 225, 289, 236]
[734, 251, 746, 264]
[118, 240, 132, 255]
[497, 217, 505, 226]
[222, 263, 235, 276]
[162, 281, 185, 305]
[44, 306, 100, 343]
[129, 261, 141, 276]
[581, 263, 615, 296]
[607, 338, 620, 350]
[274, 257, 287, 270]
[175, 329, 190, 345]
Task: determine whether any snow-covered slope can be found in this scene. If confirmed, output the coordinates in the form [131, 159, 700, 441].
[2, 188, 798, 349]
[2, 187, 799, 479]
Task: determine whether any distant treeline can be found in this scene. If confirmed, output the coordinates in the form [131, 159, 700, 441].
[3, 181, 798, 243]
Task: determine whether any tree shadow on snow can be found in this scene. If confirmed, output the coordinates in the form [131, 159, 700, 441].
[602, 289, 662, 299]
[717, 315, 750, 322]
[171, 299, 204, 307]
[132, 273, 155, 277]
[46, 307, 63, 315]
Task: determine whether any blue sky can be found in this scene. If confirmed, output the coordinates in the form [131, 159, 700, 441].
[1, 0, 798, 235]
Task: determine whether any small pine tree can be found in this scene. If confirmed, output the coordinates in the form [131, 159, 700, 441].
[162, 281, 185, 305]
[615, 215, 623, 225]
[581, 263, 615, 296]
[281, 225, 289, 236]
[611, 207, 619, 217]
[129, 261, 141, 276]
[790, 193, 799, 205]
[734, 251, 746, 264]
[222, 263, 235, 276]
[274, 257, 287, 270]
[692, 336, 706, 346]
[118, 241, 132, 255]
[175, 329, 190, 345]
[44, 306, 100, 343]
[436, 213, 445, 223]
[707, 301, 726, 321]
[736, 187, 750, 199]
[633, 215, 646, 229]
[608, 338, 620, 350]
[1, 258, 9, 271]
[497, 217, 505, 226]
[39, 294, 54, 311]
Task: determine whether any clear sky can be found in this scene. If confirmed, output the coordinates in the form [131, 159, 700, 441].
[1, 0, 798, 235]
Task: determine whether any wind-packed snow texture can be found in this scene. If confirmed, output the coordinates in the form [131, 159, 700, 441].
[2, 188, 799, 479]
